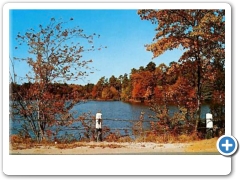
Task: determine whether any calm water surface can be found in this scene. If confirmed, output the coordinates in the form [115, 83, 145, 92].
[10, 101, 210, 138]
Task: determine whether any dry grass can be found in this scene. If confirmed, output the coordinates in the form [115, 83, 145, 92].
[134, 132, 200, 143]
[116, 136, 133, 143]
[88, 143, 125, 149]
[185, 137, 218, 152]
[104, 133, 133, 143]
[55, 142, 125, 149]
[10, 134, 218, 153]
[10, 135, 41, 150]
[176, 133, 200, 143]
[10, 135, 126, 150]
[55, 142, 86, 149]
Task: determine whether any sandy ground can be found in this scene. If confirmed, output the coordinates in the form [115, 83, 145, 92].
[9, 139, 219, 155]
[10, 142, 186, 155]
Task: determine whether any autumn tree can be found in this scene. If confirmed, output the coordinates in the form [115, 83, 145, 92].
[119, 73, 131, 101]
[131, 70, 155, 101]
[10, 18, 105, 142]
[92, 76, 108, 99]
[83, 83, 94, 99]
[138, 9, 225, 131]
[145, 61, 156, 72]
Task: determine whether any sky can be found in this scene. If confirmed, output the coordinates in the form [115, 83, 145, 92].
[10, 9, 184, 85]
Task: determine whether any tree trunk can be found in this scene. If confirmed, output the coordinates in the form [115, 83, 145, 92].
[195, 53, 202, 132]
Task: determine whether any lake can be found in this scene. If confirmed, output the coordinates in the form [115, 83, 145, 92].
[71, 100, 210, 119]
[10, 101, 210, 140]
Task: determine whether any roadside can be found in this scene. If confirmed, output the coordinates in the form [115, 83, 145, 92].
[9, 138, 219, 155]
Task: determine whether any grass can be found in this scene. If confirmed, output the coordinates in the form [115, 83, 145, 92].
[55, 142, 85, 149]
[185, 137, 218, 152]
[10, 135, 126, 150]
[9, 134, 218, 153]
[134, 132, 200, 143]
[56, 143, 125, 149]
[88, 143, 125, 149]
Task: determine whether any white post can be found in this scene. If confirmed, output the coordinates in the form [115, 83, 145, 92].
[206, 113, 213, 128]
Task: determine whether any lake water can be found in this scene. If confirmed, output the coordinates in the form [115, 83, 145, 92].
[71, 100, 210, 119]
[71, 101, 158, 120]
[10, 101, 210, 140]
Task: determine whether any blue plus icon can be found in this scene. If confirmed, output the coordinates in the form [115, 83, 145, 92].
[217, 135, 238, 156]
[220, 138, 234, 152]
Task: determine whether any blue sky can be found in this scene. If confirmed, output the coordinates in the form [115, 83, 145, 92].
[10, 9, 184, 85]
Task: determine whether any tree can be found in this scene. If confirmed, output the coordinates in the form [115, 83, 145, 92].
[10, 18, 105, 142]
[109, 75, 118, 87]
[138, 9, 225, 131]
[145, 61, 156, 72]
[120, 73, 131, 101]
[131, 71, 155, 101]
[94, 76, 107, 99]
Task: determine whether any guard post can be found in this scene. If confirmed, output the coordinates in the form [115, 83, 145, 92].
[95, 111, 102, 142]
[206, 113, 213, 139]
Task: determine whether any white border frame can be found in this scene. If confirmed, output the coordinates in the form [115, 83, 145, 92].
[3, 2, 231, 175]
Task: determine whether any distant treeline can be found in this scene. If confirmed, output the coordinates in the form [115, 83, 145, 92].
[10, 61, 224, 107]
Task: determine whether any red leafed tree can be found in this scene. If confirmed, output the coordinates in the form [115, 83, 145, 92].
[10, 18, 105, 142]
[138, 9, 225, 131]
[131, 71, 155, 101]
